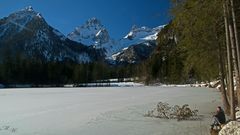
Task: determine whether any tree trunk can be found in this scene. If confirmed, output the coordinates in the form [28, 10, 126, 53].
[228, 24, 237, 120]
[230, 0, 240, 75]
[224, 0, 236, 120]
[219, 44, 231, 114]
[216, 6, 231, 113]
[230, 0, 240, 107]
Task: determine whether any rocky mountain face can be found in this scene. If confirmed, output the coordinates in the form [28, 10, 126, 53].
[111, 26, 164, 64]
[111, 41, 157, 64]
[0, 6, 103, 63]
[68, 18, 111, 47]
[68, 19, 165, 64]
[0, 6, 164, 64]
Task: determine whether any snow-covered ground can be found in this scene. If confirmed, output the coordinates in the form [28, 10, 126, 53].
[0, 87, 221, 135]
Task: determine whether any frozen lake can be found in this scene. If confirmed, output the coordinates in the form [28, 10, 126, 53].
[0, 86, 221, 135]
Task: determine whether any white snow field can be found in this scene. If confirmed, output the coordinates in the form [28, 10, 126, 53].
[0, 87, 221, 135]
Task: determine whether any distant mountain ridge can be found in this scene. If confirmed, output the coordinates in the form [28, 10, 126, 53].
[0, 6, 165, 64]
[0, 6, 103, 63]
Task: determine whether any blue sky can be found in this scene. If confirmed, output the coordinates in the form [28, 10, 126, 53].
[0, 0, 171, 38]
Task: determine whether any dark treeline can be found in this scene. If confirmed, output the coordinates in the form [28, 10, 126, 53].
[0, 56, 138, 85]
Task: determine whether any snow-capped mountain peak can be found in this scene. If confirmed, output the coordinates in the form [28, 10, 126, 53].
[0, 6, 46, 38]
[124, 25, 163, 40]
[119, 25, 165, 49]
[86, 17, 102, 27]
[68, 19, 165, 63]
[104, 25, 165, 63]
[18, 6, 40, 17]
[10, 6, 43, 23]
[20, 6, 43, 19]
[24, 6, 34, 12]
[67, 17, 111, 46]
[0, 6, 106, 63]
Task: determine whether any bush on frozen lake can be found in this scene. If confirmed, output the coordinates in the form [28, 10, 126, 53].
[144, 102, 199, 121]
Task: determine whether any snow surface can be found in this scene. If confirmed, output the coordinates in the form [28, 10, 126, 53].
[0, 87, 221, 135]
[36, 13, 42, 19]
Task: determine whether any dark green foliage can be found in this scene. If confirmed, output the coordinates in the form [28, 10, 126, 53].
[171, 0, 225, 82]
[0, 54, 139, 85]
[141, 23, 185, 84]
[138, 0, 234, 84]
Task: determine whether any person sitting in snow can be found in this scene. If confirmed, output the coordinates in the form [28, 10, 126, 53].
[211, 106, 226, 129]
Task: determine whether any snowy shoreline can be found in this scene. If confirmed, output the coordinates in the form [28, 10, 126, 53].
[0, 82, 144, 89]
[0, 80, 220, 89]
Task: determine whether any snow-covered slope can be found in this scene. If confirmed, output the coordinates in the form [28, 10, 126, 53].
[0, 6, 41, 38]
[107, 25, 164, 63]
[111, 41, 157, 64]
[67, 18, 111, 47]
[123, 25, 164, 41]
[68, 19, 165, 64]
[0, 6, 103, 63]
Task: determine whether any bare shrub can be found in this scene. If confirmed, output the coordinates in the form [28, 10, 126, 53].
[144, 102, 200, 121]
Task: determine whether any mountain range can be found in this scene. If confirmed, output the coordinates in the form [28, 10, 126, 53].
[0, 6, 165, 64]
